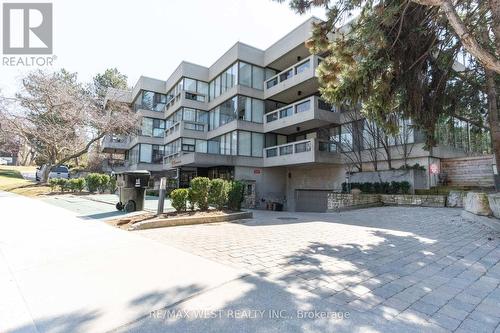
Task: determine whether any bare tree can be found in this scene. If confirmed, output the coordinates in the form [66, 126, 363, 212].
[0, 70, 138, 182]
[335, 109, 365, 172]
[362, 119, 382, 171]
[395, 118, 416, 167]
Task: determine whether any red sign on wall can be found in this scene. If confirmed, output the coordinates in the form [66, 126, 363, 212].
[253, 169, 261, 174]
[430, 163, 439, 174]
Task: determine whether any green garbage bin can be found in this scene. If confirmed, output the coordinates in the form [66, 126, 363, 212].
[115, 170, 151, 212]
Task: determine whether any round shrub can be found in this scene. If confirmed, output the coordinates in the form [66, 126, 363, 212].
[187, 188, 195, 211]
[98, 174, 110, 193]
[49, 178, 59, 192]
[228, 181, 245, 211]
[56, 178, 69, 192]
[108, 176, 117, 194]
[85, 173, 101, 193]
[190, 177, 210, 211]
[68, 178, 85, 192]
[170, 188, 189, 212]
[209, 179, 229, 210]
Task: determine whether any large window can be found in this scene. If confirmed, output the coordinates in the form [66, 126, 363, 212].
[208, 131, 264, 157]
[208, 62, 269, 102]
[209, 95, 264, 130]
[209, 62, 239, 101]
[166, 108, 208, 129]
[141, 118, 165, 137]
[152, 145, 164, 163]
[134, 90, 167, 112]
[166, 77, 208, 105]
[252, 132, 264, 157]
[139, 144, 153, 163]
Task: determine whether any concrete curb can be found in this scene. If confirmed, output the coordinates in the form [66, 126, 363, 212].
[129, 211, 253, 230]
[461, 210, 500, 232]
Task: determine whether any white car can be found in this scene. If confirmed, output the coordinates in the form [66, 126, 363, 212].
[36, 165, 70, 181]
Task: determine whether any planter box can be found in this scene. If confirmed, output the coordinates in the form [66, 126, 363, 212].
[349, 169, 428, 191]
[129, 211, 253, 230]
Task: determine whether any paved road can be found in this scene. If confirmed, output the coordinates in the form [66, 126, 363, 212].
[0, 191, 241, 333]
[133, 207, 500, 333]
[3, 191, 500, 332]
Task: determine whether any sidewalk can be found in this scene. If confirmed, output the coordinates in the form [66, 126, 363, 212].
[0, 191, 242, 333]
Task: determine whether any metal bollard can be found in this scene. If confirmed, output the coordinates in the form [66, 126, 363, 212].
[157, 177, 166, 215]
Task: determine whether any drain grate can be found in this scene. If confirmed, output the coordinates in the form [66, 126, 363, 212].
[276, 217, 298, 220]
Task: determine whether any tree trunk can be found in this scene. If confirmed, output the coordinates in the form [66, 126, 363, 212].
[485, 69, 500, 190]
[40, 164, 52, 183]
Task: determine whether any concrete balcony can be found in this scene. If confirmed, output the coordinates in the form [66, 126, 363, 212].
[128, 135, 164, 148]
[133, 104, 165, 118]
[164, 121, 208, 144]
[263, 139, 341, 167]
[264, 54, 322, 102]
[101, 135, 129, 153]
[164, 91, 208, 117]
[263, 96, 340, 134]
[163, 152, 262, 170]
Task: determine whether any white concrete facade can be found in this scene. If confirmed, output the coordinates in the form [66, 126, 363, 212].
[102, 17, 484, 211]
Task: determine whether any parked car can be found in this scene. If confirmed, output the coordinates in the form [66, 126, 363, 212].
[36, 165, 70, 181]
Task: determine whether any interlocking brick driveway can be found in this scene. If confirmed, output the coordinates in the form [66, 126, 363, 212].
[138, 207, 500, 332]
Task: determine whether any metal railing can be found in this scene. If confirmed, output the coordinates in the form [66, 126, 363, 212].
[264, 55, 322, 90]
[265, 97, 313, 123]
[264, 139, 313, 158]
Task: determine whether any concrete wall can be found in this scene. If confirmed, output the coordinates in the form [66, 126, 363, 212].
[234, 166, 287, 209]
[285, 165, 345, 211]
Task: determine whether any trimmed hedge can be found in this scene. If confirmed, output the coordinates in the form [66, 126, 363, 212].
[342, 181, 411, 194]
[171, 188, 189, 212]
[228, 181, 245, 211]
[209, 179, 229, 210]
[190, 177, 211, 211]
[175, 177, 247, 212]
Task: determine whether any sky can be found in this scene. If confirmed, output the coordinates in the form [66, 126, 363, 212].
[0, 0, 326, 96]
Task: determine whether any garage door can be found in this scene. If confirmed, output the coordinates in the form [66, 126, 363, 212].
[295, 190, 330, 212]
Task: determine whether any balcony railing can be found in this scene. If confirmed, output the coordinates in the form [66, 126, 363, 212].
[265, 139, 313, 158]
[265, 97, 314, 123]
[265, 55, 322, 90]
[165, 90, 208, 111]
[133, 103, 165, 113]
[165, 121, 207, 139]
[264, 139, 338, 163]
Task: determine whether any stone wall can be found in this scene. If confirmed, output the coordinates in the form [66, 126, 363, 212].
[328, 192, 449, 210]
[380, 194, 446, 207]
[327, 193, 381, 211]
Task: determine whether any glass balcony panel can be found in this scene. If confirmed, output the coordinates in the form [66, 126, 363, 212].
[279, 144, 293, 155]
[266, 112, 279, 123]
[295, 60, 310, 75]
[279, 106, 294, 118]
[294, 141, 311, 153]
[295, 100, 311, 113]
[266, 148, 278, 157]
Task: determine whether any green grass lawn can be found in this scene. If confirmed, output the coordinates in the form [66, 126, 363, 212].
[0, 166, 51, 196]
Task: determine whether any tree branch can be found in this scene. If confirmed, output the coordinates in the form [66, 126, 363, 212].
[412, 0, 500, 73]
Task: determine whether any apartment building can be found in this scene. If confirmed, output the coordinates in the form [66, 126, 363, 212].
[102, 17, 490, 212]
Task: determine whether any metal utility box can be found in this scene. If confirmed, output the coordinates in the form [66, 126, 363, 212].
[115, 170, 150, 212]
